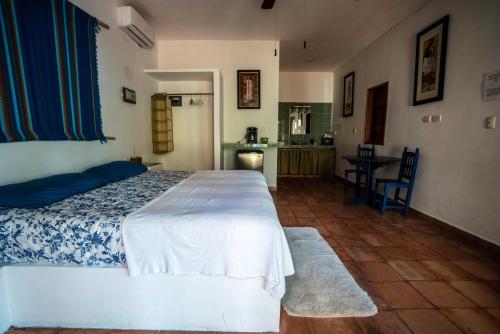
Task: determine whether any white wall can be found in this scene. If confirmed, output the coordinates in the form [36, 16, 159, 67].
[333, 0, 500, 245]
[156, 41, 280, 187]
[0, 0, 157, 185]
[157, 81, 214, 171]
[279, 72, 334, 103]
[0, 268, 10, 333]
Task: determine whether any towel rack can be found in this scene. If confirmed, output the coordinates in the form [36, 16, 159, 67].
[97, 20, 110, 30]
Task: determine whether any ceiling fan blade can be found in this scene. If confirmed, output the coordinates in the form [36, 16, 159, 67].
[261, 0, 276, 10]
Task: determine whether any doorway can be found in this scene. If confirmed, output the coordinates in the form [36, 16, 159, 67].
[145, 69, 222, 170]
[159, 81, 214, 171]
[364, 82, 388, 145]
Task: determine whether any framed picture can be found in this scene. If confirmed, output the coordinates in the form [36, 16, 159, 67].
[413, 15, 449, 106]
[169, 96, 182, 107]
[237, 70, 260, 109]
[343, 72, 355, 117]
[122, 87, 136, 104]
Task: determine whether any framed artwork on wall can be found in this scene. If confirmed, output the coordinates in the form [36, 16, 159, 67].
[343, 72, 355, 117]
[122, 87, 136, 104]
[169, 96, 182, 107]
[237, 70, 260, 109]
[413, 15, 449, 106]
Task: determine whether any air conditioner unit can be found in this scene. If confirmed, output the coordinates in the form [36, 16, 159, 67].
[117, 6, 155, 49]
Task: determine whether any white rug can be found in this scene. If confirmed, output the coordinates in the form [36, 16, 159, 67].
[282, 227, 377, 317]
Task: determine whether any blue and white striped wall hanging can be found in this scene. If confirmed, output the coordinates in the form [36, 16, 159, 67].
[0, 0, 105, 142]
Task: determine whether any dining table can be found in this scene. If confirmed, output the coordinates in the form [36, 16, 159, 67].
[342, 155, 401, 205]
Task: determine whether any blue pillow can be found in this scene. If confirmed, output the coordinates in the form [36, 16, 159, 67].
[0, 173, 107, 209]
[84, 161, 147, 183]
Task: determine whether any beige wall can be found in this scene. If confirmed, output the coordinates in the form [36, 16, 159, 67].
[279, 72, 334, 103]
[157, 81, 214, 171]
[0, 0, 158, 185]
[333, 0, 500, 245]
[156, 41, 280, 186]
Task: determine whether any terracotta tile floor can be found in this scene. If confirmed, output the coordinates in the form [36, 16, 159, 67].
[7, 178, 500, 334]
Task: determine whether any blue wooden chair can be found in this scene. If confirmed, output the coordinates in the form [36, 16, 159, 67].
[344, 144, 376, 195]
[373, 147, 419, 217]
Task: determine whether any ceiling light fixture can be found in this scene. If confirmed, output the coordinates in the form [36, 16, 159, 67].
[261, 0, 276, 10]
[274, 0, 278, 56]
[303, 0, 307, 49]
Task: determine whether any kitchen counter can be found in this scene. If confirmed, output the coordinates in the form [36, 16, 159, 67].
[278, 145, 336, 149]
[222, 143, 336, 149]
[222, 143, 283, 149]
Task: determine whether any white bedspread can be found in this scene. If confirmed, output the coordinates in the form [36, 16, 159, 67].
[122, 170, 294, 299]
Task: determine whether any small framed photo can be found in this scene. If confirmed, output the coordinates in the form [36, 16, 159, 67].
[122, 87, 136, 104]
[413, 15, 449, 106]
[237, 70, 260, 109]
[169, 96, 182, 107]
[343, 72, 355, 117]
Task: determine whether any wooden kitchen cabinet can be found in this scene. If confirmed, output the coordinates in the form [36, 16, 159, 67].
[278, 148, 336, 177]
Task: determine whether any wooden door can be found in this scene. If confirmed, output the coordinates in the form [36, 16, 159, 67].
[364, 82, 388, 145]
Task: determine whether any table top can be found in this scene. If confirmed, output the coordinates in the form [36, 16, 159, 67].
[342, 155, 400, 163]
[143, 162, 162, 167]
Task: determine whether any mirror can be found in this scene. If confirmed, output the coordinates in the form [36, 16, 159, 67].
[289, 106, 311, 135]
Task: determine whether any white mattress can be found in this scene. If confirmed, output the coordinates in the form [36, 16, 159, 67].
[122, 170, 295, 299]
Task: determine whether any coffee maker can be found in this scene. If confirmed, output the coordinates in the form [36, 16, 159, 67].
[246, 127, 258, 143]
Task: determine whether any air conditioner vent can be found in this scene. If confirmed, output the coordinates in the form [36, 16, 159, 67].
[118, 6, 155, 49]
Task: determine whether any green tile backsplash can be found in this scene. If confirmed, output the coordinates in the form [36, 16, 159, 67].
[278, 102, 332, 145]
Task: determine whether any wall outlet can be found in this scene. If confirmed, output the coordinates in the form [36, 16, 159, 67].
[260, 126, 266, 134]
[352, 128, 357, 135]
[431, 115, 442, 122]
[485, 116, 496, 129]
[422, 115, 431, 123]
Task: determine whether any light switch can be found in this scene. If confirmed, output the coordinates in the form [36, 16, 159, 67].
[485, 116, 496, 129]
[431, 115, 442, 122]
[352, 128, 357, 134]
[422, 115, 431, 123]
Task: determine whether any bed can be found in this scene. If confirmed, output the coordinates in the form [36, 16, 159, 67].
[0, 169, 294, 332]
[0, 170, 192, 266]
